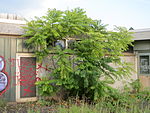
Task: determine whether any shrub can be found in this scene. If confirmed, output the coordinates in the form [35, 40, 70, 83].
[24, 8, 133, 101]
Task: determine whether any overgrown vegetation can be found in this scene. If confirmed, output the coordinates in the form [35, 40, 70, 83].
[21, 8, 150, 112]
[0, 80, 149, 112]
[23, 8, 134, 102]
[0, 84, 149, 113]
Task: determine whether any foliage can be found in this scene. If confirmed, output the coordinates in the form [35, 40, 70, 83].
[0, 98, 7, 112]
[27, 108, 40, 113]
[35, 77, 57, 96]
[24, 8, 134, 101]
[0, 98, 7, 108]
[99, 80, 150, 112]
[57, 94, 150, 113]
[0, 89, 149, 112]
[23, 8, 104, 61]
[57, 85, 150, 113]
[57, 103, 150, 113]
[130, 79, 141, 93]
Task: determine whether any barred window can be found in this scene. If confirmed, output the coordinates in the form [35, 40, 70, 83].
[140, 55, 150, 74]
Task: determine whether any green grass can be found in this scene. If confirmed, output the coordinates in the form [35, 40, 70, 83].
[0, 98, 149, 113]
[0, 88, 149, 113]
[57, 101, 150, 113]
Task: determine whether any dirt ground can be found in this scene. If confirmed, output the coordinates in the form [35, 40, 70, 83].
[0, 102, 57, 113]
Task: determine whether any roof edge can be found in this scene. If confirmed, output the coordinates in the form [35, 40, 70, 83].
[0, 18, 26, 25]
[130, 28, 150, 33]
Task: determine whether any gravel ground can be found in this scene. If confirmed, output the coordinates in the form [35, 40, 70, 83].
[0, 102, 57, 113]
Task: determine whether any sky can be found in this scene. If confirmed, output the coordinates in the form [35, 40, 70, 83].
[0, 0, 150, 30]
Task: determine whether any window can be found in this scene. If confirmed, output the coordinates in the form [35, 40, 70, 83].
[55, 40, 66, 49]
[139, 54, 150, 75]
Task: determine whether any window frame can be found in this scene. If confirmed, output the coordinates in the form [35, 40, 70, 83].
[138, 53, 150, 76]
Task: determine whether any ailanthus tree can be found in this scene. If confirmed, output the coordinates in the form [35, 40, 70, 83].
[23, 8, 133, 101]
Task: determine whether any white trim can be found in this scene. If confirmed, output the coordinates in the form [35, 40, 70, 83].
[0, 18, 26, 25]
[16, 53, 39, 102]
[16, 97, 37, 102]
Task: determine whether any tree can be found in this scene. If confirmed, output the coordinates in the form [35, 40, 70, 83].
[23, 8, 133, 101]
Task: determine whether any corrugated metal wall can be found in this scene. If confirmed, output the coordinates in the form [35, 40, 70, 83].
[16, 38, 39, 53]
[134, 40, 150, 51]
[0, 36, 16, 101]
[0, 36, 38, 101]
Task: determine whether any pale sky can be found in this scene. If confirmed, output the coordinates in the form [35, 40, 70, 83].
[0, 0, 150, 30]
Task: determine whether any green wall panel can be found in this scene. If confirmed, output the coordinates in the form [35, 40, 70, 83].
[0, 37, 16, 102]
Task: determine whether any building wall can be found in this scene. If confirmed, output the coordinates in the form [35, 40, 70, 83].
[0, 36, 38, 102]
[111, 53, 138, 89]
[134, 40, 150, 51]
[0, 35, 17, 101]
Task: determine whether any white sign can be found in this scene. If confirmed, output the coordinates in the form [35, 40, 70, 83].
[0, 72, 8, 91]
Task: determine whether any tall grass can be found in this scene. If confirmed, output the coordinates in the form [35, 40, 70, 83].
[57, 99, 150, 113]
[57, 88, 150, 113]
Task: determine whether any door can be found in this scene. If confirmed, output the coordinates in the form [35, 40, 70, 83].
[16, 53, 37, 102]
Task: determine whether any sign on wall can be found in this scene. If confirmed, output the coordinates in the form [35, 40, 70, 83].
[0, 72, 8, 91]
[0, 56, 8, 93]
[0, 57, 4, 71]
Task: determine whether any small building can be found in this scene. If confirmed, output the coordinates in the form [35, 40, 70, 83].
[0, 14, 149, 102]
[132, 28, 150, 88]
[0, 14, 38, 102]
